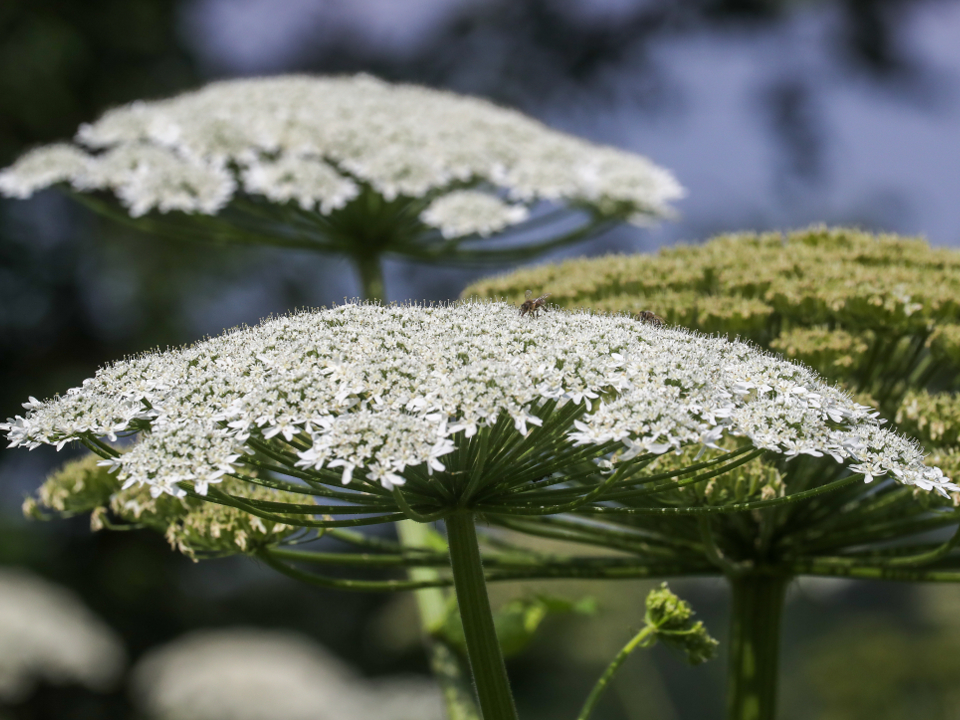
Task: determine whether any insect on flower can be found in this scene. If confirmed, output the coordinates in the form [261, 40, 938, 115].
[519, 290, 551, 318]
[635, 310, 665, 327]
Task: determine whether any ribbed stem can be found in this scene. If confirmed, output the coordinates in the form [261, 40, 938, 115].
[397, 520, 480, 720]
[726, 573, 789, 720]
[355, 253, 386, 302]
[445, 511, 519, 720]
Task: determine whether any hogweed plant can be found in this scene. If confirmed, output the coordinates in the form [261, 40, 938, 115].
[0, 74, 682, 302]
[465, 227, 960, 719]
[0, 72, 689, 720]
[0, 73, 686, 718]
[4, 300, 951, 720]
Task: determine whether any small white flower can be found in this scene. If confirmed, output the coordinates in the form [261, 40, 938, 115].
[0, 145, 90, 199]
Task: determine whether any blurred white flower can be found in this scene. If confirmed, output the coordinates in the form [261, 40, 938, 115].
[0, 568, 125, 702]
[0, 75, 682, 233]
[420, 190, 529, 238]
[132, 628, 443, 720]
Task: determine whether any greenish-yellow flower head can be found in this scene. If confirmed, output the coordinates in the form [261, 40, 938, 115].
[30, 455, 309, 558]
[464, 227, 960, 340]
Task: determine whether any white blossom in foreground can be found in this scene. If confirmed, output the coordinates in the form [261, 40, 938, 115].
[3, 302, 953, 500]
[132, 628, 443, 720]
[0, 75, 682, 231]
[0, 569, 125, 702]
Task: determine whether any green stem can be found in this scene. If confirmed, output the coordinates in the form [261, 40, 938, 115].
[699, 518, 749, 576]
[445, 511, 519, 720]
[577, 625, 656, 720]
[397, 520, 481, 720]
[726, 573, 789, 720]
[267, 546, 446, 568]
[258, 550, 451, 591]
[356, 253, 386, 302]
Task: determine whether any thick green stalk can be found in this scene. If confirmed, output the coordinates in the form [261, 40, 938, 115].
[726, 573, 789, 720]
[398, 520, 481, 720]
[356, 253, 386, 302]
[445, 511, 519, 720]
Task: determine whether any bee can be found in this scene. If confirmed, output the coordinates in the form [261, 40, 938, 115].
[634, 310, 665, 327]
[519, 290, 551, 318]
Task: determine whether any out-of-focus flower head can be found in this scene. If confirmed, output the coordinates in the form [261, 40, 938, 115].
[0, 75, 682, 268]
[0, 568, 125, 702]
[131, 628, 444, 720]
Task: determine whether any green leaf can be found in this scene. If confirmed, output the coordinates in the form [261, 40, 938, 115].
[436, 593, 596, 658]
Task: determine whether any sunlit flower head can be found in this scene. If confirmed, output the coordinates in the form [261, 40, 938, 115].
[4, 302, 951, 507]
[0, 75, 681, 235]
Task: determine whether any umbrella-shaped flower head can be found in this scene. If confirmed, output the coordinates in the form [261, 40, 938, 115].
[0, 75, 682, 286]
[462, 229, 960, 720]
[4, 302, 951, 523]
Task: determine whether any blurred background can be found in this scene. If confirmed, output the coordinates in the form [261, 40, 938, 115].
[1, 0, 959, 717]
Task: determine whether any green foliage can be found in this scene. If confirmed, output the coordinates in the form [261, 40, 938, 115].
[438, 593, 596, 659]
[0, 0, 196, 164]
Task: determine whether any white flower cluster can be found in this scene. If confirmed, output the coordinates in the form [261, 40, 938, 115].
[0, 75, 682, 232]
[132, 628, 444, 720]
[3, 302, 953, 498]
[420, 190, 530, 238]
[0, 569, 125, 702]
